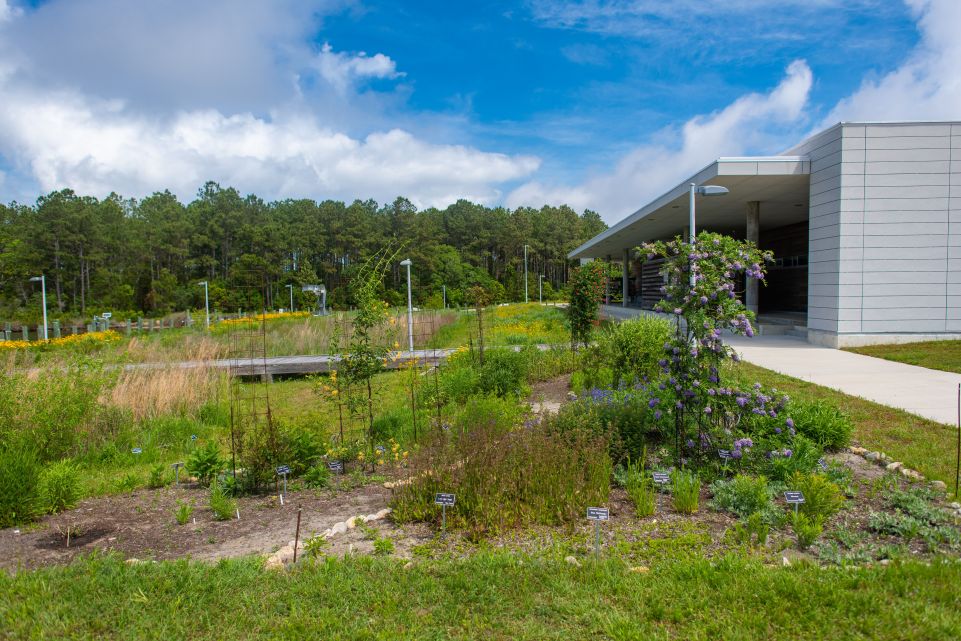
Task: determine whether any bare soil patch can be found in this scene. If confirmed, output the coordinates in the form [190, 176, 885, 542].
[0, 480, 392, 572]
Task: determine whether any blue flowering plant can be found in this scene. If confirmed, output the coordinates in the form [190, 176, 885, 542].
[638, 232, 804, 472]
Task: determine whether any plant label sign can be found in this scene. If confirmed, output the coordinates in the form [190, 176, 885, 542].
[784, 491, 805, 504]
[171, 462, 183, 469]
[375, 445, 386, 454]
[818, 458, 828, 470]
[131, 448, 142, 455]
[435, 493, 456, 506]
[718, 449, 732, 460]
[327, 461, 344, 474]
[276, 465, 291, 476]
[190, 435, 198, 441]
[652, 472, 670, 484]
[586, 507, 609, 521]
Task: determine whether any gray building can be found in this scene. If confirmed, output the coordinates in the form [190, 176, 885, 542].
[568, 121, 961, 347]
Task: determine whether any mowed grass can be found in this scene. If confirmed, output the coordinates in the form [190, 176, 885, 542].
[2, 553, 960, 640]
[730, 362, 960, 494]
[844, 340, 961, 375]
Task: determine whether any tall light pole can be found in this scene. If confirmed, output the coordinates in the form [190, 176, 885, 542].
[286, 284, 294, 312]
[539, 275, 543, 304]
[688, 183, 730, 286]
[198, 281, 210, 328]
[400, 259, 414, 353]
[442, 285, 446, 309]
[523, 244, 529, 303]
[28, 275, 48, 340]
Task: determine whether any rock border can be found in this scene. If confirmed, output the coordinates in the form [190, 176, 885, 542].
[264, 507, 392, 569]
[847, 445, 960, 516]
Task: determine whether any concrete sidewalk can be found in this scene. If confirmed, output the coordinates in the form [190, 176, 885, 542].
[727, 335, 961, 426]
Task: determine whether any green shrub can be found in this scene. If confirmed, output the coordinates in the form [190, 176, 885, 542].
[787, 399, 853, 451]
[710, 474, 774, 519]
[175, 500, 194, 525]
[303, 464, 331, 489]
[0, 442, 41, 527]
[302, 533, 329, 558]
[39, 460, 82, 514]
[596, 316, 673, 387]
[791, 512, 823, 549]
[282, 427, 324, 475]
[789, 472, 844, 521]
[187, 442, 223, 486]
[477, 348, 529, 397]
[765, 436, 823, 482]
[552, 389, 660, 464]
[209, 481, 237, 521]
[671, 470, 700, 514]
[147, 464, 167, 489]
[623, 456, 656, 517]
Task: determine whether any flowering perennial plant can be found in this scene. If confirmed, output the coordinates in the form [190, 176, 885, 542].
[638, 232, 799, 468]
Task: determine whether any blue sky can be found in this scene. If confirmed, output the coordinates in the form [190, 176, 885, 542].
[0, 0, 958, 222]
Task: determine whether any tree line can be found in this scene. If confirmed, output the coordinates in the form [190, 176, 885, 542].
[0, 182, 607, 321]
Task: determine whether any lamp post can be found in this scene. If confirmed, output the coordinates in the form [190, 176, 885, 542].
[198, 281, 210, 328]
[28, 275, 48, 340]
[523, 244, 529, 303]
[688, 183, 730, 286]
[286, 284, 294, 312]
[400, 259, 414, 353]
[539, 275, 543, 304]
[442, 285, 446, 309]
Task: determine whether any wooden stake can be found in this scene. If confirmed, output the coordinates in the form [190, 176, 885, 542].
[293, 509, 302, 563]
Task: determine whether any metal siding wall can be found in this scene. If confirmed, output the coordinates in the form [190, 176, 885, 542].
[797, 126, 844, 333]
[839, 123, 957, 334]
[949, 123, 961, 330]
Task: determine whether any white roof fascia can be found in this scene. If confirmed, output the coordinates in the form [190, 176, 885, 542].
[568, 156, 810, 259]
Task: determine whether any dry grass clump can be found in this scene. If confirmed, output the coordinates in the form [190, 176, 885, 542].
[104, 338, 227, 420]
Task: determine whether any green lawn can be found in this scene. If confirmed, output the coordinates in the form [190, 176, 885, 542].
[3, 553, 960, 640]
[844, 340, 961, 375]
[731, 362, 960, 494]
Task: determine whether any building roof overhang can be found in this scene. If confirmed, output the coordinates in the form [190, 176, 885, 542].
[568, 156, 811, 259]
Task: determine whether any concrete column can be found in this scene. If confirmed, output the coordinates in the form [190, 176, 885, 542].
[622, 249, 630, 307]
[605, 254, 612, 305]
[746, 201, 760, 315]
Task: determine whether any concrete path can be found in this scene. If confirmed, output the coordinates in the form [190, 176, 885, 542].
[726, 335, 961, 426]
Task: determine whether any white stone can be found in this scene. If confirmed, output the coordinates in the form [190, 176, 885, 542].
[886, 462, 903, 472]
[346, 516, 360, 529]
[330, 522, 348, 536]
[364, 513, 379, 522]
[781, 556, 791, 567]
[865, 451, 881, 461]
[930, 480, 947, 492]
[949, 502, 961, 510]
[850, 446, 867, 455]
[564, 556, 581, 567]
[374, 508, 392, 520]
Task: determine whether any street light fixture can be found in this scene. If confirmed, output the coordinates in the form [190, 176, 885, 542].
[198, 281, 210, 328]
[400, 259, 414, 353]
[286, 284, 294, 313]
[688, 183, 730, 286]
[28, 275, 48, 340]
[523, 244, 529, 303]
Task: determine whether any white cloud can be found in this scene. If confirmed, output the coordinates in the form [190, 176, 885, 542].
[507, 60, 812, 219]
[0, 81, 539, 207]
[0, 1, 17, 23]
[0, 2, 539, 207]
[824, 0, 961, 122]
[315, 42, 404, 94]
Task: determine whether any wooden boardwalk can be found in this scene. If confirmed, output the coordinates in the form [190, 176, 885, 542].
[122, 345, 561, 378]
